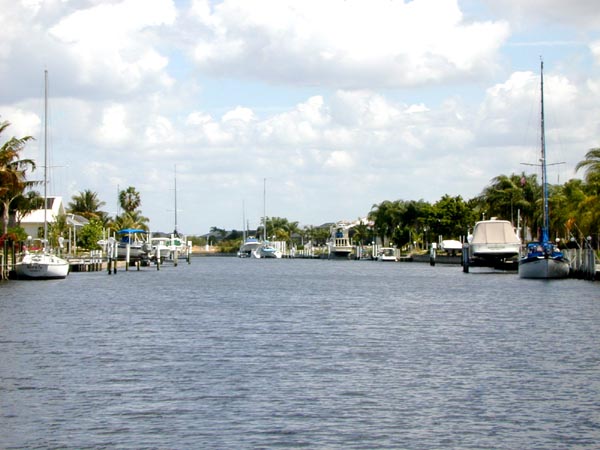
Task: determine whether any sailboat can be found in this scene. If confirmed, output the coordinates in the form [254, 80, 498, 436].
[251, 178, 282, 259]
[518, 60, 570, 279]
[15, 70, 69, 279]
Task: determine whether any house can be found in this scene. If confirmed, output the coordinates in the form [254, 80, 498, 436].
[19, 196, 89, 239]
[19, 196, 66, 238]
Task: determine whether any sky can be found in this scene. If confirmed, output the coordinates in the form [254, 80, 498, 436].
[1, 0, 599, 235]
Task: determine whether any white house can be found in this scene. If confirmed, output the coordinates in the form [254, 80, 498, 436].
[19, 196, 66, 239]
[19, 196, 90, 253]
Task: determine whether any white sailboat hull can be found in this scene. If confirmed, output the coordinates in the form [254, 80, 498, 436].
[15, 253, 69, 279]
[518, 257, 570, 279]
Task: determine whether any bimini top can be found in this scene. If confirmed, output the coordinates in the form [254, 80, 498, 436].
[117, 228, 146, 234]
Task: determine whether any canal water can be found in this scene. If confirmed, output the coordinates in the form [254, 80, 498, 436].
[1, 258, 599, 449]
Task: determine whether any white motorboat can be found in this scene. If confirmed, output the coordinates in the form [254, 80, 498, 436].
[469, 219, 520, 260]
[463, 219, 520, 271]
[14, 71, 69, 280]
[254, 242, 283, 259]
[239, 236, 261, 257]
[519, 60, 569, 279]
[377, 247, 397, 261]
[116, 229, 151, 262]
[327, 222, 354, 259]
[149, 236, 171, 262]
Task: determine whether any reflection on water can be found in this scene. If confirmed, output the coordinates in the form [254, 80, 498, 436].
[1, 259, 599, 448]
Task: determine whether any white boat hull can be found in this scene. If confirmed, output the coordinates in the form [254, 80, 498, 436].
[15, 253, 69, 279]
[518, 257, 570, 279]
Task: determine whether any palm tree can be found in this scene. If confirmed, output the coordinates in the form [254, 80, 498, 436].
[68, 189, 106, 221]
[575, 148, 600, 184]
[351, 219, 370, 246]
[0, 120, 39, 235]
[111, 210, 149, 231]
[368, 200, 404, 246]
[119, 186, 141, 214]
[479, 173, 540, 240]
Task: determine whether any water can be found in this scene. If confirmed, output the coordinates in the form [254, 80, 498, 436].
[1, 258, 599, 449]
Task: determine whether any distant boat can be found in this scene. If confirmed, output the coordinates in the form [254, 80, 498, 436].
[440, 240, 463, 254]
[377, 247, 397, 261]
[255, 241, 283, 259]
[238, 236, 261, 258]
[116, 228, 151, 262]
[14, 70, 69, 280]
[149, 236, 171, 262]
[244, 178, 283, 259]
[519, 60, 569, 279]
[327, 222, 354, 259]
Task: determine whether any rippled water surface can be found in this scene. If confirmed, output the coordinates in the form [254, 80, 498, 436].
[1, 258, 599, 449]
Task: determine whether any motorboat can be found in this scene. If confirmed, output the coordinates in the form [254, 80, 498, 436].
[440, 240, 463, 255]
[149, 236, 171, 262]
[238, 237, 261, 257]
[327, 222, 354, 259]
[116, 229, 151, 262]
[254, 242, 283, 259]
[377, 247, 397, 261]
[469, 219, 520, 260]
[464, 219, 520, 271]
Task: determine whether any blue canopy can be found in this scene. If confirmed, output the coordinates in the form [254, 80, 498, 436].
[117, 228, 146, 234]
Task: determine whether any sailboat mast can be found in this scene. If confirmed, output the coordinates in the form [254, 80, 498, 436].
[43, 69, 48, 244]
[242, 200, 246, 241]
[540, 59, 549, 242]
[174, 165, 178, 235]
[263, 178, 267, 241]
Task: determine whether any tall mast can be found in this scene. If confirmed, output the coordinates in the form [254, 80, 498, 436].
[173, 165, 178, 235]
[263, 178, 267, 241]
[43, 69, 48, 244]
[242, 200, 246, 241]
[540, 59, 549, 243]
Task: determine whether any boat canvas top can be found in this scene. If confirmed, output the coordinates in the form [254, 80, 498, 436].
[470, 220, 520, 245]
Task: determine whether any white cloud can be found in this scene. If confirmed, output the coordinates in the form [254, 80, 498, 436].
[48, 0, 176, 92]
[145, 116, 176, 146]
[188, 0, 510, 87]
[222, 106, 256, 123]
[591, 41, 600, 65]
[0, 107, 40, 139]
[96, 104, 131, 145]
[324, 150, 355, 170]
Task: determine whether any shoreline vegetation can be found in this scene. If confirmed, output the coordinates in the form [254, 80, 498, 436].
[2, 115, 600, 267]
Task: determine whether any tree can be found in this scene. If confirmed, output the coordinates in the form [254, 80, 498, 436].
[69, 189, 107, 221]
[112, 210, 149, 231]
[111, 186, 148, 231]
[0, 120, 38, 235]
[478, 173, 540, 240]
[77, 219, 104, 250]
[351, 219, 370, 246]
[368, 200, 405, 246]
[575, 148, 600, 185]
[430, 195, 475, 240]
[119, 186, 141, 213]
[47, 212, 68, 250]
